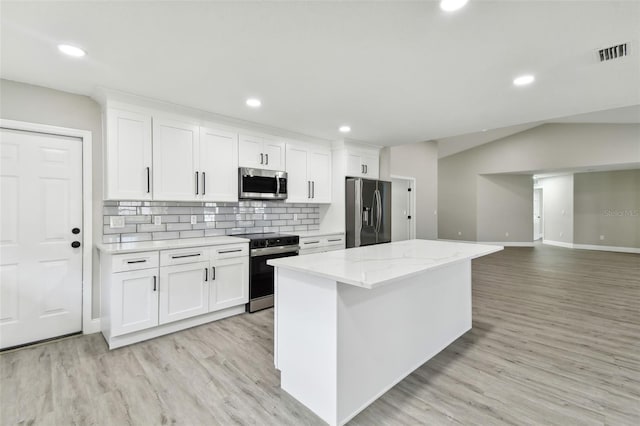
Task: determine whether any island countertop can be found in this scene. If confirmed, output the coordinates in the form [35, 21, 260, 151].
[268, 239, 503, 289]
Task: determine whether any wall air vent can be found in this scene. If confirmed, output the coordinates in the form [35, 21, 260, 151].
[598, 43, 628, 62]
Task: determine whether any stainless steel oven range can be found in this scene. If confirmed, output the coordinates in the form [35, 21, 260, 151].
[236, 233, 299, 312]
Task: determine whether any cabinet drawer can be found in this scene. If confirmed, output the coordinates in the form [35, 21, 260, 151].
[323, 234, 345, 246]
[112, 251, 159, 273]
[299, 237, 322, 248]
[161, 247, 209, 266]
[299, 247, 326, 256]
[211, 243, 249, 260]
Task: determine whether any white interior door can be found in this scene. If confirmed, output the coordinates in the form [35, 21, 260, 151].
[391, 178, 412, 242]
[533, 188, 543, 240]
[0, 129, 83, 349]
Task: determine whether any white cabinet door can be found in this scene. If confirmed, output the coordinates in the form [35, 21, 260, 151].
[362, 154, 379, 179]
[209, 256, 249, 312]
[199, 127, 238, 202]
[346, 152, 364, 177]
[262, 139, 285, 170]
[105, 109, 152, 200]
[239, 134, 264, 168]
[159, 261, 209, 324]
[152, 118, 199, 201]
[285, 144, 310, 203]
[111, 269, 159, 337]
[309, 148, 332, 203]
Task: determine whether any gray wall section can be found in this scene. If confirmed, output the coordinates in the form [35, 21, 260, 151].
[574, 170, 640, 248]
[389, 141, 438, 239]
[477, 174, 533, 243]
[438, 123, 640, 241]
[540, 175, 574, 244]
[1, 78, 104, 318]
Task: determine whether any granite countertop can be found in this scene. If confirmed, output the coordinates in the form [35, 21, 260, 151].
[268, 239, 503, 289]
[97, 236, 249, 254]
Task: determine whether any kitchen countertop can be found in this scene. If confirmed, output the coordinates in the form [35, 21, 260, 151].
[96, 236, 249, 254]
[268, 239, 503, 289]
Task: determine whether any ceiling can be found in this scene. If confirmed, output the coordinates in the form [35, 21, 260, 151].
[1, 1, 639, 147]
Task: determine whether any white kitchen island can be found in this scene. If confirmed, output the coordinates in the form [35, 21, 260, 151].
[268, 239, 503, 426]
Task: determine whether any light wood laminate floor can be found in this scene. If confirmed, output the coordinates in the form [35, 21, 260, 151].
[1, 245, 639, 425]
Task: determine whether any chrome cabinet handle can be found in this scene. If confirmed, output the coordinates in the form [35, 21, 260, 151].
[308, 181, 311, 199]
[127, 259, 147, 264]
[202, 172, 206, 195]
[211, 266, 216, 280]
[361, 164, 365, 174]
[304, 240, 320, 245]
[327, 238, 342, 242]
[195, 171, 199, 195]
[146, 167, 150, 193]
[312, 181, 315, 199]
[205, 267, 208, 282]
[153, 276, 157, 291]
[265, 153, 269, 165]
[260, 153, 264, 164]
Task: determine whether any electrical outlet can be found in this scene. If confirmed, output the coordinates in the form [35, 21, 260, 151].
[600, 235, 605, 240]
[154, 216, 162, 226]
[191, 215, 197, 225]
[293, 213, 298, 221]
[110, 217, 125, 229]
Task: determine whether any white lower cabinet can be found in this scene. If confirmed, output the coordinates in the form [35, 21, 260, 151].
[209, 256, 249, 312]
[100, 242, 249, 349]
[159, 261, 209, 325]
[110, 268, 159, 337]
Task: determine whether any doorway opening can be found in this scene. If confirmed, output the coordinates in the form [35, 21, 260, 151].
[390, 175, 416, 241]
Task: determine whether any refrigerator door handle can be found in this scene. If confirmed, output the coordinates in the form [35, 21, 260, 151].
[355, 179, 362, 247]
[376, 189, 383, 233]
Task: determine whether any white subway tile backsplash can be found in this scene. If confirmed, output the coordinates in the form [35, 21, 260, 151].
[102, 200, 321, 243]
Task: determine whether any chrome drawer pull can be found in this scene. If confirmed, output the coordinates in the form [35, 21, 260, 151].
[171, 253, 201, 259]
[126, 259, 147, 264]
[218, 248, 243, 254]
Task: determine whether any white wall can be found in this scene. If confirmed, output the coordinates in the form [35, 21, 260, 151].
[539, 175, 574, 245]
[389, 141, 438, 239]
[0, 78, 103, 318]
[476, 174, 533, 243]
[438, 123, 640, 242]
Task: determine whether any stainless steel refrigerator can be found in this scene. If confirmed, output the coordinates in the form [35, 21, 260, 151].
[346, 178, 392, 248]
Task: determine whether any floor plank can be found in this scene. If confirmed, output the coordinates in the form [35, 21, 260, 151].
[1, 244, 638, 425]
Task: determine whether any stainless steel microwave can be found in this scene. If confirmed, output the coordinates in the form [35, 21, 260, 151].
[239, 168, 288, 200]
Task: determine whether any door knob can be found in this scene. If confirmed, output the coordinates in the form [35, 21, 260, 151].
[71, 241, 81, 248]
[72, 228, 81, 234]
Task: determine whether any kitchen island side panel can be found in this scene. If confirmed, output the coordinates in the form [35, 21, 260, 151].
[276, 268, 339, 425]
[336, 260, 472, 424]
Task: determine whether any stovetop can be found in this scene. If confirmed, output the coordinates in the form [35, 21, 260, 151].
[234, 232, 299, 249]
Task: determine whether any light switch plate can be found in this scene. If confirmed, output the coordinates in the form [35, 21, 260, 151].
[191, 215, 197, 225]
[110, 217, 125, 229]
[154, 216, 162, 226]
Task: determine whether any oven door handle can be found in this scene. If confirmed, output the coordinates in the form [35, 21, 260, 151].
[250, 245, 299, 257]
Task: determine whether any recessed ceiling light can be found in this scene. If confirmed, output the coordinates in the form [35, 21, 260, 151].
[246, 98, 261, 108]
[440, 0, 469, 12]
[481, 128, 488, 132]
[339, 125, 351, 133]
[513, 74, 535, 86]
[57, 44, 86, 57]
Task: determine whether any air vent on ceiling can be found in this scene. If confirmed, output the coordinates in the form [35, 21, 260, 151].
[598, 43, 628, 62]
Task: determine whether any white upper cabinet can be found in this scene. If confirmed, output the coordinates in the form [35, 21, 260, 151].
[152, 117, 200, 201]
[199, 127, 238, 202]
[285, 143, 332, 203]
[105, 108, 152, 200]
[345, 147, 380, 179]
[239, 134, 285, 170]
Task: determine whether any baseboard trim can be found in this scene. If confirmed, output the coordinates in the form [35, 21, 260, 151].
[572, 244, 640, 254]
[83, 318, 101, 334]
[438, 239, 533, 247]
[542, 240, 574, 248]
